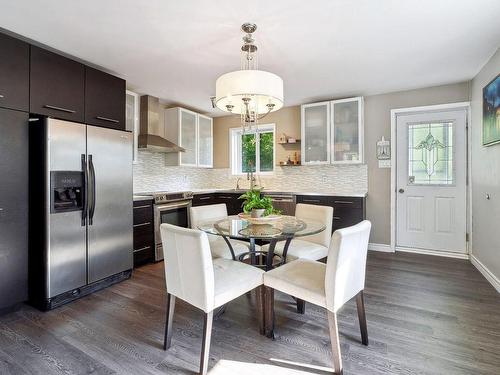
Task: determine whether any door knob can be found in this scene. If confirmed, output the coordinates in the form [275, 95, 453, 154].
[398, 188, 405, 193]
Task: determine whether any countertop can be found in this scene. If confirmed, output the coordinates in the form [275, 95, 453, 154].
[134, 189, 367, 199]
[190, 189, 367, 198]
[133, 194, 153, 202]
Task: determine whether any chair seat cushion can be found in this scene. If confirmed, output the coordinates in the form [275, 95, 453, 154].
[261, 239, 328, 261]
[213, 258, 264, 308]
[210, 238, 259, 260]
[263, 259, 327, 309]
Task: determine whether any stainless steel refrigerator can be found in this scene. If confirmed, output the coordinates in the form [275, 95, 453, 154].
[29, 118, 133, 310]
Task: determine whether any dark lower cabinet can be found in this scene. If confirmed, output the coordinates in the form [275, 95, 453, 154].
[192, 193, 242, 215]
[0, 33, 29, 112]
[192, 192, 365, 233]
[30, 45, 85, 122]
[133, 199, 155, 266]
[296, 195, 366, 232]
[216, 193, 242, 215]
[85, 67, 126, 130]
[192, 193, 218, 207]
[0, 108, 28, 311]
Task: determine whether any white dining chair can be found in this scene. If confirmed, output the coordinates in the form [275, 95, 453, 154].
[190, 204, 260, 260]
[261, 203, 333, 262]
[261, 203, 333, 313]
[263, 220, 372, 375]
[160, 223, 265, 375]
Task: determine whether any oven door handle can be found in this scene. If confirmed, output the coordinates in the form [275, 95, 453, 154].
[156, 201, 192, 211]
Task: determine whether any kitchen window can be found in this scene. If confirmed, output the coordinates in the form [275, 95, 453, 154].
[230, 124, 275, 175]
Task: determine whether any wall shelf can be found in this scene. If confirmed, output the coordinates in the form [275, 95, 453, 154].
[277, 139, 301, 145]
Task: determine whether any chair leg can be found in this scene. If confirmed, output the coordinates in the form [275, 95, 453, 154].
[327, 310, 343, 375]
[356, 290, 369, 346]
[199, 311, 214, 375]
[264, 286, 275, 338]
[163, 293, 175, 350]
[296, 298, 306, 314]
[255, 286, 265, 335]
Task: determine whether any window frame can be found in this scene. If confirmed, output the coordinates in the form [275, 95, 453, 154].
[229, 123, 276, 176]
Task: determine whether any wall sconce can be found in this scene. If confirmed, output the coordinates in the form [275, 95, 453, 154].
[376, 136, 391, 168]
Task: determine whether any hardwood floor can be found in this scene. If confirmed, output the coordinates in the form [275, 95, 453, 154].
[1, 252, 499, 375]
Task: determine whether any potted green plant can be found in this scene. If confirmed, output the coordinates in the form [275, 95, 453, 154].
[238, 189, 278, 218]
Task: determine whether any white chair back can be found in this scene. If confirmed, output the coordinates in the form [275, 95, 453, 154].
[160, 223, 215, 313]
[190, 204, 228, 243]
[325, 220, 371, 312]
[295, 203, 333, 248]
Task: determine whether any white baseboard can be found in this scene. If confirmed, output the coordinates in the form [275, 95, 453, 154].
[395, 246, 469, 259]
[470, 254, 500, 293]
[368, 243, 394, 252]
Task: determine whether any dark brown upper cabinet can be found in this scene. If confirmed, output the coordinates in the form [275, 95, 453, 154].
[0, 33, 29, 112]
[85, 67, 125, 130]
[30, 45, 85, 122]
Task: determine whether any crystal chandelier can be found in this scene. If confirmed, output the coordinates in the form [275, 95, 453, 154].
[214, 23, 284, 132]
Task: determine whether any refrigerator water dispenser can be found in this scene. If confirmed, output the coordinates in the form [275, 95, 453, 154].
[50, 171, 83, 213]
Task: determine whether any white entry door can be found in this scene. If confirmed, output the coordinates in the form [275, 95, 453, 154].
[396, 108, 467, 254]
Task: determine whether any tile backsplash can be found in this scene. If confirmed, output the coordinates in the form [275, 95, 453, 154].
[133, 151, 367, 194]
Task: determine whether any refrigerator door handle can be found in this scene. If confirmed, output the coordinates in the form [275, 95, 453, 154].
[88, 154, 96, 225]
[81, 154, 88, 226]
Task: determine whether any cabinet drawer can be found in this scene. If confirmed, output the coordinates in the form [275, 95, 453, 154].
[133, 204, 153, 225]
[85, 67, 126, 130]
[332, 208, 364, 232]
[0, 33, 29, 111]
[216, 193, 241, 215]
[133, 199, 153, 207]
[330, 196, 364, 209]
[296, 195, 330, 206]
[193, 193, 217, 206]
[133, 224, 153, 249]
[133, 245, 154, 266]
[30, 46, 85, 122]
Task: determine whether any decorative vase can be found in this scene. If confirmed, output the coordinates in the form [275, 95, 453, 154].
[251, 208, 265, 218]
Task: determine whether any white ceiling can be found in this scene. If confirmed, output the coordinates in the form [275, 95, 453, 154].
[1, 0, 499, 115]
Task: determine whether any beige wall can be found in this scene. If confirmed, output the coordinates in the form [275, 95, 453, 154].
[213, 106, 301, 168]
[364, 82, 470, 244]
[470, 48, 500, 284]
[213, 82, 470, 244]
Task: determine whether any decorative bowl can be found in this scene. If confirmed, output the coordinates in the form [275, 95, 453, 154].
[238, 213, 282, 225]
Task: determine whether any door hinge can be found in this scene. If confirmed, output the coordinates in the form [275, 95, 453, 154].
[466, 233, 470, 242]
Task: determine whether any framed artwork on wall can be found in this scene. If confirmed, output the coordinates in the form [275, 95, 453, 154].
[483, 73, 500, 146]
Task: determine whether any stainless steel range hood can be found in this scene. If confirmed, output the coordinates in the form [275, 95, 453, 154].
[138, 95, 185, 153]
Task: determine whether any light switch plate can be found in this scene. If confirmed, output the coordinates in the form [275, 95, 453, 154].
[378, 159, 391, 168]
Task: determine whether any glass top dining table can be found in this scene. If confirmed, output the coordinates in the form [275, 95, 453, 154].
[197, 215, 326, 270]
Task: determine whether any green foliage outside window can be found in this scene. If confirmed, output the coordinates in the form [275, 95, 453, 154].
[241, 131, 273, 172]
[259, 132, 274, 171]
[242, 134, 256, 173]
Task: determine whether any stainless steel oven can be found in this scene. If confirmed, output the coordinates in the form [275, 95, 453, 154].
[152, 191, 193, 261]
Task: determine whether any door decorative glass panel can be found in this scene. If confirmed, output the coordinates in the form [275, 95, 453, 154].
[408, 122, 453, 185]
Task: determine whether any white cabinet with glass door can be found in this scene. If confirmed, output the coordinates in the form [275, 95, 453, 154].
[197, 114, 213, 168]
[331, 97, 363, 164]
[301, 101, 331, 165]
[165, 107, 213, 167]
[301, 97, 363, 165]
[179, 109, 197, 166]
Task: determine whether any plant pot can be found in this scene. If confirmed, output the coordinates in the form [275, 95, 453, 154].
[251, 208, 265, 218]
